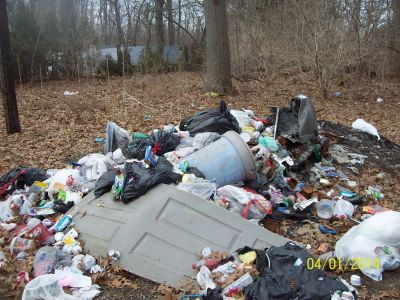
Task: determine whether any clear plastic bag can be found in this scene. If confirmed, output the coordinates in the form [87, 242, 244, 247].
[192, 132, 220, 150]
[177, 180, 217, 199]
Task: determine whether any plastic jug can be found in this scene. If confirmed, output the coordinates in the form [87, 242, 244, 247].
[316, 199, 334, 219]
[334, 199, 354, 219]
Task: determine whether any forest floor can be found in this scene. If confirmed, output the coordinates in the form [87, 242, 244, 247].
[0, 72, 399, 299]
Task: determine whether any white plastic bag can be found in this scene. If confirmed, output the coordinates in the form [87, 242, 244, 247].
[22, 274, 75, 300]
[0, 198, 14, 221]
[196, 266, 216, 290]
[217, 185, 252, 205]
[335, 211, 400, 281]
[230, 110, 252, 128]
[78, 153, 107, 182]
[352, 119, 380, 140]
[48, 169, 81, 200]
[192, 132, 220, 150]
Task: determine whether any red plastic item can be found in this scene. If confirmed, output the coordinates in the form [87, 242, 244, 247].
[253, 116, 269, 125]
[28, 221, 53, 244]
[192, 257, 222, 270]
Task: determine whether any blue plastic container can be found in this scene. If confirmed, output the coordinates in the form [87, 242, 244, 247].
[185, 131, 257, 186]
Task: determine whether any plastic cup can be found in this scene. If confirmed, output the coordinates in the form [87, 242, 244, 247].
[316, 199, 334, 219]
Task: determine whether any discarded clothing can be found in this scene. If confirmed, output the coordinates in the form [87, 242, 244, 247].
[179, 100, 241, 135]
[104, 122, 131, 155]
[244, 242, 349, 300]
[121, 157, 182, 203]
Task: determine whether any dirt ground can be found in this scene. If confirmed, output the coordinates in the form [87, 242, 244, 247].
[0, 72, 399, 299]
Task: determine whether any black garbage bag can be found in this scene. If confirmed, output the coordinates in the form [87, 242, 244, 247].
[125, 130, 180, 160]
[0, 167, 49, 197]
[53, 200, 74, 214]
[125, 138, 149, 160]
[148, 130, 181, 155]
[179, 100, 241, 135]
[235, 246, 269, 274]
[120, 157, 182, 203]
[204, 288, 223, 300]
[94, 171, 116, 198]
[244, 242, 350, 300]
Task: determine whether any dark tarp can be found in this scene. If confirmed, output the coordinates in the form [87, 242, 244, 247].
[244, 242, 351, 300]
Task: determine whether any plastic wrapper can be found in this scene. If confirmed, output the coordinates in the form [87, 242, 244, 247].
[48, 169, 81, 200]
[177, 177, 217, 199]
[192, 132, 220, 150]
[230, 110, 252, 129]
[22, 274, 75, 300]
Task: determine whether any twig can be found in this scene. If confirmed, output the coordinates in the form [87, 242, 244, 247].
[123, 91, 147, 107]
[231, 75, 267, 83]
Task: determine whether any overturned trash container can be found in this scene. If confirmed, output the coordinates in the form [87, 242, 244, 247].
[185, 131, 257, 186]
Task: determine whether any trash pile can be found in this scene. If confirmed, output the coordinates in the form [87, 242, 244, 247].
[0, 95, 399, 299]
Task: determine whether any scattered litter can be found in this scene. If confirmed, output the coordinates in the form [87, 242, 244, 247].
[63, 91, 79, 96]
[0, 95, 397, 299]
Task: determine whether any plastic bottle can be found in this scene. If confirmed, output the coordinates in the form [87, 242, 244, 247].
[316, 199, 334, 219]
[334, 199, 355, 219]
[222, 273, 253, 295]
[54, 215, 72, 232]
[192, 257, 221, 270]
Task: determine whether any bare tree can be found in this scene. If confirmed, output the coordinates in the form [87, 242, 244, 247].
[204, 0, 233, 95]
[110, 0, 124, 73]
[0, 0, 20, 133]
[393, 0, 400, 77]
[155, 0, 164, 56]
[166, 0, 175, 45]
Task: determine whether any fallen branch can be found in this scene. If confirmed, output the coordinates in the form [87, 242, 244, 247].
[231, 75, 268, 83]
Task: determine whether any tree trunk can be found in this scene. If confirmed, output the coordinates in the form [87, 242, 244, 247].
[111, 0, 124, 73]
[166, 0, 175, 45]
[155, 0, 164, 56]
[393, 0, 400, 77]
[0, 0, 21, 134]
[177, 0, 181, 43]
[133, 0, 146, 47]
[204, 0, 233, 95]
